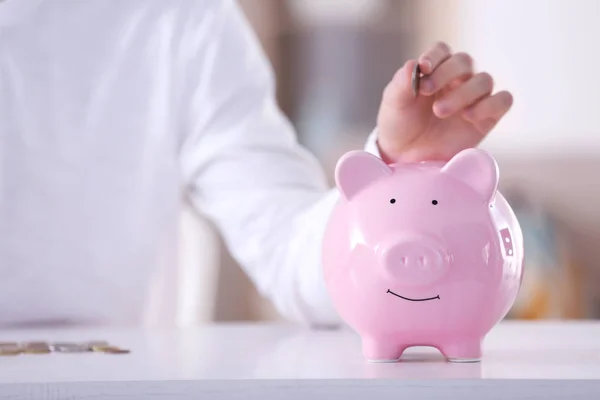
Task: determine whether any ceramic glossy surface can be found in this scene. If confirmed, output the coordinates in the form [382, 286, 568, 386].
[322, 149, 524, 362]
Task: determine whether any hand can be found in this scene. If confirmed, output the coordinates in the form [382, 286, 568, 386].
[376, 42, 513, 163]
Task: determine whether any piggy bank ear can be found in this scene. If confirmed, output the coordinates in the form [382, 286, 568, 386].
[335, 151, 392, 201]
[441, 148, 499, 203]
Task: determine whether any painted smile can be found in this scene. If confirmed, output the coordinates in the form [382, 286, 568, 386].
[386, 289, 440, 302]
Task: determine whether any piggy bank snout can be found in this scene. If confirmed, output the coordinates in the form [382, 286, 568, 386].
[379, 236, 450, 286]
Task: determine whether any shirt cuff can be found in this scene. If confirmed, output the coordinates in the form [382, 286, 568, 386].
[363, 127, 383, 159]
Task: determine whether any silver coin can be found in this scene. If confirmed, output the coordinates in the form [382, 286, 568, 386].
[50, 342, 89, 353]
[411, 62, 421, 97]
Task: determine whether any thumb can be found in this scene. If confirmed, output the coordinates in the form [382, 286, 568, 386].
[382, 59, 419, 109]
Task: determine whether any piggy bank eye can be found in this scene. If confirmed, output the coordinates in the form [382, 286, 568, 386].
[390, 198, 396, 204]
[431, 200, 438, 205]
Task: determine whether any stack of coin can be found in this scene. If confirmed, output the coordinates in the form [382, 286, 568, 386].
[20, 341, 51, 354]
[51, 340, 131, 354]
[0, 342, 22, 356]
[50, 342, 90, 353]
[0, 340, 130, 355]
[90, 344, 130, 354]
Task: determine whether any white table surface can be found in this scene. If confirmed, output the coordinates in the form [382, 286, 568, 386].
[0, 320, 598, 399]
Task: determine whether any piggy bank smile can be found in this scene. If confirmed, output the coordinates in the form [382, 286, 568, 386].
[386, 289, 440, 302]
[322, 148, 524, 363]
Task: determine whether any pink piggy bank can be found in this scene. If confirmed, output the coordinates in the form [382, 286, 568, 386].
[322, 148, 523, 363]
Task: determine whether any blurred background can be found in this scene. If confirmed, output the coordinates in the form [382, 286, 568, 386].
[177, 0, 600, 324]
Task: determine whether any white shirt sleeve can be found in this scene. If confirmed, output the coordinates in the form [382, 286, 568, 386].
[178, 0, 380, 326]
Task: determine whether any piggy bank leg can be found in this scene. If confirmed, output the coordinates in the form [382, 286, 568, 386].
[362, 337, 405, 362]
[440, 339, 483, 363]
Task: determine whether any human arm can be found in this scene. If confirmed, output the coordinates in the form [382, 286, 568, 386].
[178, 0, 353, 326]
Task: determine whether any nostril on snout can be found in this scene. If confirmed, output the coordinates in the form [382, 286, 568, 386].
[380, 237, 450, 284]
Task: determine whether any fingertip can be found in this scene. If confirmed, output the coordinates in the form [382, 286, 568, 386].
[419, 57, 433, 74]
[384, 61, 417, 107]
[503, 91, 515, 108]
[433, 101, 451, 119]
[419, 41, 452, 74]
[495, 91, 514, 119]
